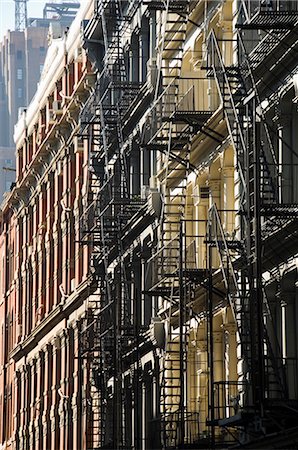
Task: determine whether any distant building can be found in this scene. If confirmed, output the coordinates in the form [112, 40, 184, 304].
[0, 2, 80, 200]
[0, 28, 48, 148]
[0, 147, 16, 197]
[2, 1, 298, 450]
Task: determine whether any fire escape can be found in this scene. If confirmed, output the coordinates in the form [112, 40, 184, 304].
[143, 1, 214, 448]
[205, 0, 298, 445]
[79, 1, 147, 448]
[78, 0, 298, 448]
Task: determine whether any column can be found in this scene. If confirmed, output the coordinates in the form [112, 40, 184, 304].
[46, 171, 55, 312]
[61, 152, 69, 300]
[130, 32, 139, 83]
[195, 196, 207, 269]
[81, 358, 89, 450]
[130, 142, 141, 196]
[28, 359, 36, 450]
[59, 332, 67, 450]
[69, 151, 76, 293]
[149, 12, 156, 60]
[34, 352, 44, 450]
[18, 366, 26, 450]
[50, 337, 61, 450]
[220, 15, 233, 67]
[222, 166, 234, 233]
[74, 142, 83, 285]
[72, 323, 81, 450]
[53, 160, 63, 306]
[213, 330, 223, 424]
[208, 179, 221, 209]
[13, 371, 21, 450]
[61, 209, 69, 300]
[42, 344, 52, 450]
[274, 108, 292, 203]
[281, 272, 296, 399]
[222, 323, 238, 417]
[139, 18, 149, 83]
[24, 363, 31, 449]
[15, 215, 23, 343]
[196, 340, 208, 433]
[37, 184, 46, 323]
[32, 195, 39, 330]
[66, 328, 74, 450]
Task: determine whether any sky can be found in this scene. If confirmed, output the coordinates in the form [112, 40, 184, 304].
[0, 0, 46, 41]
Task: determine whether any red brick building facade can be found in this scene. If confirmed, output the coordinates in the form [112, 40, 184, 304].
[0, 2, 95, 448]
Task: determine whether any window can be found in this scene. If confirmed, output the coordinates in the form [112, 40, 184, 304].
[17, 88, 23, 99]
[9, 43, 14, 55]
[40, 46, 45, 53]
[4, 159, 13, 168]
[17, 69, 23, 80]
[39, 64, 44, 75]
[17, 50, 22, 60]
[0, 82, 4, 101]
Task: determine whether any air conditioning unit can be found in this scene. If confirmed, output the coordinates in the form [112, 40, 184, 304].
[149, 318, 165, 348]
[141, 184, 150, 200]
[147, 57, 158, 89]
[53, 100, 63, 115]
[193, 185, 210, 205]
[46, 108, 55, 125]
[200, 186, 210, 200]
[149, 175, 157, 190]
[74, 47, 83, 62]
[293, 74, 298, 102]
[36, 129, 43, 145]
[56, 160, 62, 176]
[70, 278, 76, 292]
[148, 189, 162, 217]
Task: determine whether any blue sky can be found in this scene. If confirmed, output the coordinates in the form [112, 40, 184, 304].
[0, 0, 46, 41]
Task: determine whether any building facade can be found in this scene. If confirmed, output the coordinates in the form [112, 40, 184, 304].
[0, 2, 95, 449]
[1, 0, 298, 449]
[0, 2, 80, 201]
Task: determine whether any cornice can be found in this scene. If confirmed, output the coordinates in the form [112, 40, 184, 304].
[2, 69, 96, 217]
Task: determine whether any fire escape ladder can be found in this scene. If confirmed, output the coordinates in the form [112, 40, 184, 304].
[206, 30, 278, 210]
[206, 29, 247, 206]
[160, 219, 196, 450]
[143, 2, 198, 448]
[236, 31, 279, 205]
[208, 205, 252, 386]
[262, 288, 288, 400]
[205, 34, 288, 417]
[208, 204, 288, 423]
[79, 1, 138, 447]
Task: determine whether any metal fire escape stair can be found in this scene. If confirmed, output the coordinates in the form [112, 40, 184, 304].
[205, 24, 294, 434]
[79, 1, 147, 448]
[144, 1, 202, 448]
[205, 30, 282, 247]
[208, 205, 287, 419]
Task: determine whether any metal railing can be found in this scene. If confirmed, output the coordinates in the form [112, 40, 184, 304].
[213, 380, 248, 421]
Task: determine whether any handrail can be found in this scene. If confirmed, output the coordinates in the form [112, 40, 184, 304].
[237, 30, 278, 169]
[209, 204, 242, 325]
[239, 0, 250, 23]
[209, 203, 288, 397]
[206, 30, 247, 195]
